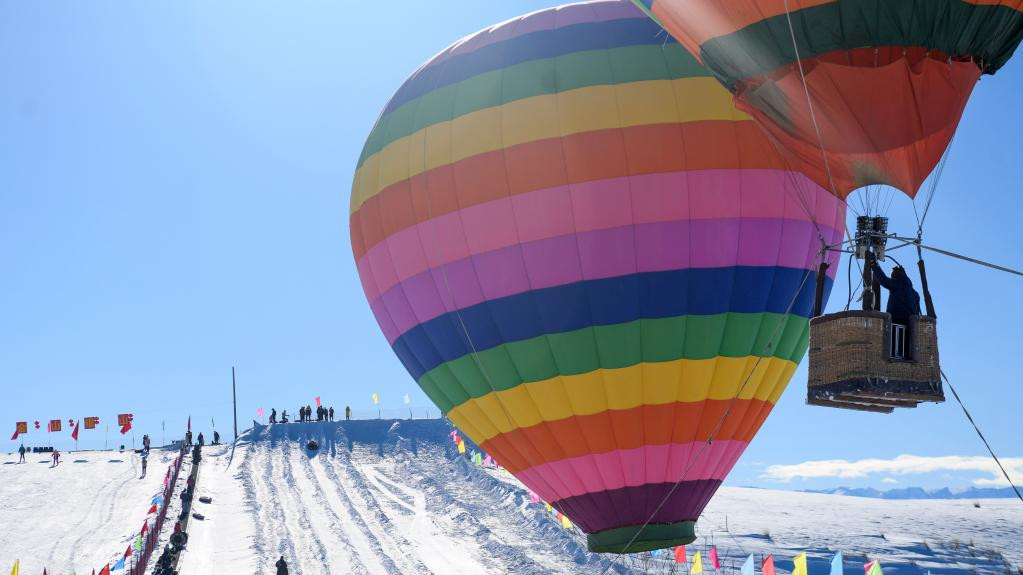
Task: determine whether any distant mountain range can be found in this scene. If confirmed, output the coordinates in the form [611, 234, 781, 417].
[802, 486, 1019, 499]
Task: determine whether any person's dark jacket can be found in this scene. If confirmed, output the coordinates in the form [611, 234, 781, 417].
[276, 556, 288, 575]
[872, 263, 921, 325]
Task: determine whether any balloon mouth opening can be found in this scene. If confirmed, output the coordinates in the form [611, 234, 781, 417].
[587, 521, 696, 554]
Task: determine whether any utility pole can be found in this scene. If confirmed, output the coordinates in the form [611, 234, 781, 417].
[232, 366, 239, 441]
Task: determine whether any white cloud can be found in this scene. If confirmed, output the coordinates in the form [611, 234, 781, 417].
[761, 455, 1023, 487]
[881, 477, 898, 484]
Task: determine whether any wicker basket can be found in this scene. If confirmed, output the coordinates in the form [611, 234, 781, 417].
[807, 311, 943, 413]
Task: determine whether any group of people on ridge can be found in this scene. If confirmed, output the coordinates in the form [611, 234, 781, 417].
[268, 405, 351, 424]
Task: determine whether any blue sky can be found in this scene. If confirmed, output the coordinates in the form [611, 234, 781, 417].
[2, 1, 1020, 491]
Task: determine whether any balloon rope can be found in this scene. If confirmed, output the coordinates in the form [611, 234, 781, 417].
[782, 0, 839, 200]
[598, 251, 823, 573]
[940, 370, 1023, 504]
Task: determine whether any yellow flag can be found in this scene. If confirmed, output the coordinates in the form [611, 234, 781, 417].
[457, 439, 465, 454]
[692, 551, 704, 574]
[793, 553, 807, 575]
[561, 515, 573, 528]
[371, 393, 379, 405]
[10, 560, 17, 575]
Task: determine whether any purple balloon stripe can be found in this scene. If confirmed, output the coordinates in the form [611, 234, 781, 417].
[368, 218, 843, 343]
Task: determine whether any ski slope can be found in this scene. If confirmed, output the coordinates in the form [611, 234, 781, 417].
[2, 420, 1020, 575]
[175, 420, 1022, 575]
[0, 447, 176, 574]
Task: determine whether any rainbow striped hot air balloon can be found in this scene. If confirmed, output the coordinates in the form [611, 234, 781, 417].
[350, 0, 845, 552]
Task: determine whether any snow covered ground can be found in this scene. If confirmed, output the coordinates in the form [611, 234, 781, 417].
[0, 447, 176, 574]
[2, 420, 1020, 575]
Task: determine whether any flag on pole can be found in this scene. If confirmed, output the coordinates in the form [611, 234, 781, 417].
[710, 546, 720, 570]
[133, 535, 142, 552]
[257, 407, 264, 418]
[315, 396, 321, 407]
[98, 566, 110, 575]
[674, 546, 686, 564]
[187, 416, 191, 432]
[529, 491, 540, 504]
[10, 422, 27, 440]
[9, 559, 17, 575]
[866, 560, 883, 575]
[147, 504, 158, 514]
[793, 553, 808, 575]
[692, 551, 704, 574]
[830, 551, 844, 575]
[211, 418, 215, 428]
[741, 554, 755, 575]
[404, 393, 410, 405]
[763, 554, 776, 575]
[72, 421, 80, 441]
[561, 514, 572, 528]
[457, 439, 465, 454]
[110, 557, 124, 571]
[371, 393, 379, 405]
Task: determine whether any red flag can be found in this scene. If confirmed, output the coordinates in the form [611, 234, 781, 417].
[148, 504, 158, 514]
[11, 421, 27, 440]
[674, 545, 686, 564]
[763, 555, 776, 575]
[72, 421, 80, 441]
[141, 520, 149, 535]
[84, 416, 99, 430]
[864, 561, 875, 575]
[125, 545, 133, 558]
[315, 396, 321, 407]
[98, 565, 110, 575]
[710, 546, 720, 570]
[48, 419, 62, 432]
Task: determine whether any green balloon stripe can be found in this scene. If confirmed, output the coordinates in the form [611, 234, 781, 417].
[418, 311, 809, 413]
[357, 43, 706, 168]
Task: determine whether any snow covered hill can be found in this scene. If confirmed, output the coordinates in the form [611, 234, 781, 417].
[0, 446, 176, 574]
[3, 420, 1020, 575]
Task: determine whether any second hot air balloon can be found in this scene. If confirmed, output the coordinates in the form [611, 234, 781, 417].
[633, 0, 1023, 198]
[351, 0, 845, 552]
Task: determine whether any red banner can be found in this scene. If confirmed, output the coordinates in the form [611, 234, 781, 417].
[48, 419, 62, 432]
[11, 421, 27, 440]
[84, 416, 99, 430]
[117, 413, 133, 427]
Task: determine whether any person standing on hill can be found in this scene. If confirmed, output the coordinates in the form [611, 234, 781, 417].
[141, 453, 148, 475]
[276, 556, 288, 575]
[329, 407, 334, 421]
[299, 406, 306, 422]
[213, 430, 221, 445]
[345, 406, 351, 421]
[51, 449, 60, 467]
[18, 444, 25, 463]
[269, 408, 277, 424]
[197, 432, 205, 447]
[306, 405, 312, 423]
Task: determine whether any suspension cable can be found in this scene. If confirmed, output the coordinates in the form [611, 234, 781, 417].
[888, 237, 1023, 277]
[941, 370, 1023, 504]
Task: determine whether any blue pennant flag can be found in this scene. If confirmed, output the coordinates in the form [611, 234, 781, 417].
[742, 554, 755, 575]
[112, 556, 126, 570]
[830, 551, 843, 575]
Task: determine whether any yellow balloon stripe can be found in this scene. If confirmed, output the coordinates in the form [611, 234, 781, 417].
[446, 356, 796, 443]
[351, 76, 746, 213]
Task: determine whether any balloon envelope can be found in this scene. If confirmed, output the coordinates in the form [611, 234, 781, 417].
[351, 0, 844, 552]
[633, 0, 1023, 197]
